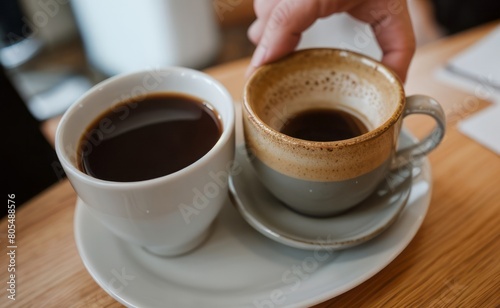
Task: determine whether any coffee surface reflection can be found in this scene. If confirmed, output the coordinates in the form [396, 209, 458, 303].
[78, 93, 222, 182]
[280, 108, 369, 142]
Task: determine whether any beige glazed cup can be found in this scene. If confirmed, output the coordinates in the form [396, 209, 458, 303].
[243, 48, 445, 217]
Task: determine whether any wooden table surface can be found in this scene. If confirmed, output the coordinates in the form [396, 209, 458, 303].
[2, 22, 499, 307]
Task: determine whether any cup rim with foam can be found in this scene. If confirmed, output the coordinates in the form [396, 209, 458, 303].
[243, 48, 405, 149]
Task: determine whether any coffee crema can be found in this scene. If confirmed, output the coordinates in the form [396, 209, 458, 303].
[78, 93, 222, 182]
[280, 108, 368, 142]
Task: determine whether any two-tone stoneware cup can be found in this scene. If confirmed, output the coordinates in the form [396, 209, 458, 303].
[243, 48, 445, 217]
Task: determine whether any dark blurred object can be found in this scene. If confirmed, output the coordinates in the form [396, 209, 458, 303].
[1, 67, 63, 218]
[431, 0, 500, 34]
[0, 0, 42, 68]
[0, 0, 27, 41]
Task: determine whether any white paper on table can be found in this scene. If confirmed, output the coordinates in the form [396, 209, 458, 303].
[433, 25, 500, 155]
[458, 102, 500, 155]
[436, 25, 500, 102]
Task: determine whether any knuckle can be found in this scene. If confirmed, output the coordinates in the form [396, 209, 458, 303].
[268, 0, 293, 30]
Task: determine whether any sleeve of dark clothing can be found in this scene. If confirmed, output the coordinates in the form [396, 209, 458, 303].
[431, 0, 500, 34]
[1, 67, 64, 217]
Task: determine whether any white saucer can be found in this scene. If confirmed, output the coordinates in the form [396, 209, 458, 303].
[74, 133, 431, 308]
[229, 133, 418, 250]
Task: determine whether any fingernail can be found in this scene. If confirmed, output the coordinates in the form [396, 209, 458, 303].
[245, 65, 255, 79]
[251, 45, 267, 67]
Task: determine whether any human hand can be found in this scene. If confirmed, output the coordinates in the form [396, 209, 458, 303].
[247, 0, 416, 82]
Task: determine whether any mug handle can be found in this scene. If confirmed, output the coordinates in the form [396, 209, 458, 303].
[392, 95, 446, 169]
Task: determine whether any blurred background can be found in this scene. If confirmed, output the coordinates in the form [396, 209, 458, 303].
[2, 0, 498, 211]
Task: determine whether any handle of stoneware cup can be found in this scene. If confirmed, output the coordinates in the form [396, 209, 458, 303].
[393, 95, 446, 169]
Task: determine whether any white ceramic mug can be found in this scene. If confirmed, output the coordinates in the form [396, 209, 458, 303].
[56, 68, 235, 256]
[71, 0, 221, 76]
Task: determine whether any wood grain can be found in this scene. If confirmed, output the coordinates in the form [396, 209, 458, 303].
[1, 22, 499, 308]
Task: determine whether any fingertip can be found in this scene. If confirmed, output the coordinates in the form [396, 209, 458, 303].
[250, 45, 268, 68]
[381, 52, 413, 83]
[245, 65, 256, 79]
[248, 20, 263, 44]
